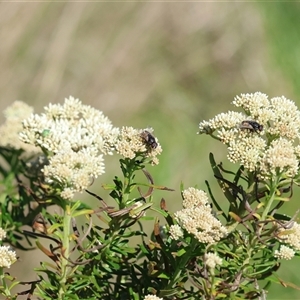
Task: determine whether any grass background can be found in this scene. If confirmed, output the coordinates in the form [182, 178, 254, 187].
[1, 2, 300, 299]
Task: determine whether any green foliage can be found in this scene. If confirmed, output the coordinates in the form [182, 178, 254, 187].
[1, 137, 300, 299]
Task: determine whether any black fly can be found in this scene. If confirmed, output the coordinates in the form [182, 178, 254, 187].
[240, 120, 263, 133]
[140, 130, 158, 149]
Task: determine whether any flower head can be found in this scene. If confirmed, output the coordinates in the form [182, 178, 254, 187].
[115, 126, 162, 165]
[0, 228, 6, 241]
[277, 222, 300, 251]
[20, 96, 119, 155]
[274, 245, 295, 260]
[199, 92, 300, 178]
[182, 187, 210, 208]
[19, 96, 119, 200]
[261, 138, 298, 177]
[0, 246, 17, 268]
[169, 224, 184, 240]
[0, 101, 40, 155]
[42, 148, 105, 200]
[174, 188, 227, 244]
[205, 252, 223, 269]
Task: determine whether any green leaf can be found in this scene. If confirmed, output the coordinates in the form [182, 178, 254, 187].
[72, 209, 94, 218]
[129, 202, 152, 217]
[274, 196, 291, 201]
[209, 153, 238, 212]
[139, 243, 150, 255]
[47, 223, 63, 234]
[205, 179, 227, 221]
[175, 248, 187, 257]
[157, 273, 171, 279]
[151, 206, 169, 218]
[160, 287, 183, 297]
[101, 184, 116, 190]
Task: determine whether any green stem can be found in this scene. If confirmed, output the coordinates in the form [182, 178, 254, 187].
[261, 176, 279, 221]
[58, 204, 71, 299]
[165, 239, 198, 289]
[0, 268, 10, 297]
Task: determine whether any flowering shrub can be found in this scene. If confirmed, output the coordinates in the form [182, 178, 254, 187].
[0, 93, 300, 299]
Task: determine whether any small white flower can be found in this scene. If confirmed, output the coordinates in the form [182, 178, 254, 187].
[232, 92, 270, 117]
[174, 188, 227, 244]
[182, 187, 209, 208]
[19, 96, 119, 199]
[0, 228, 6, 241]
[0, 101, 39, 155]
[169, 225, 184, 240]
[261, 138, 298, 177]
[277, 222, 300, 251]
[115, 126, 162, 164]
[144, 295, 163, 300]
[274, 245, 295, 260]
[21, 97, 119, 155]
[199, 92, 300, 179]
[0, 246, 17, 268]
[42, 149, 105, 200]
[227, 135, 266, 172]
[205, 252, 223, 269]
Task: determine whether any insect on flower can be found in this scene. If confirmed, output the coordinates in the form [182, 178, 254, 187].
[140, 130, 158, 149]
[240, 120, 263, 133]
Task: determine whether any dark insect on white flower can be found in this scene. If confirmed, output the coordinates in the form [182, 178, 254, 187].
[140, 130, 158, 149]
[240, 120, 263, 133]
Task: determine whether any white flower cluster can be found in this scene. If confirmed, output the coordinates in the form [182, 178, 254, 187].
[205, 252, 223, 269]
[0, 101, 40, 155]
[115, 126, 162, 165]
[20, 97, 119, 155]
[42, 149, 105, 200]
[144, 295, 163, 300]
[274, 245, 295, 260]
[173, 187, 228, 244]
[19, 96, 119, 200]
[0, 228, 17, 268]
[0, 228, 6, 241]
[276, 222, 300, 258]
[0, 246, 16, 268]
[199, 92, 300, 178]
[169, 224, 184, 240]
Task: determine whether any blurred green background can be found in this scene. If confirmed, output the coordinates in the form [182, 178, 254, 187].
[1, 2, 300, 299]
